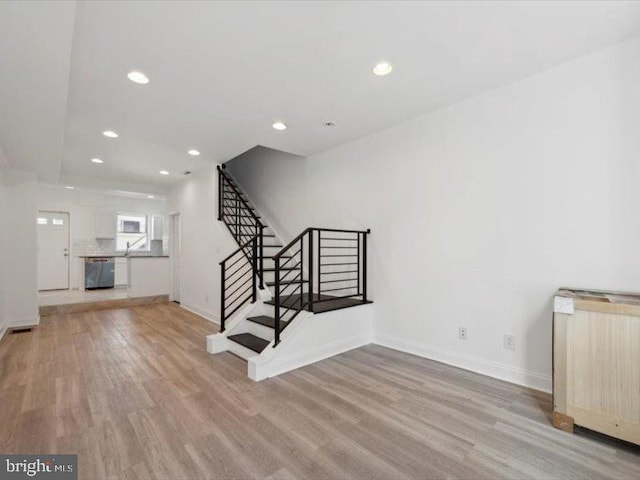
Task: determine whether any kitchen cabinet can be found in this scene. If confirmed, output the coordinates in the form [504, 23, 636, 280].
[151, 215, 164, 241]
[114, 257, 128, 286]
[95, 212, 117, 239]
[553, 288, 640, 446]
[127, 257, 170, 297]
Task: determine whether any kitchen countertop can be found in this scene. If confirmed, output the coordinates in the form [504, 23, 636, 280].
[77, 255, 170, 258]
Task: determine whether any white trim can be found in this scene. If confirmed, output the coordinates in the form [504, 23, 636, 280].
[374, 334, 551, 393]
[249, 334, 371, 381]
[169, 212, 181, 303]
[0, 324, 7, 343]
[180, 303, 220, 324]
[8, 314, 41, 329]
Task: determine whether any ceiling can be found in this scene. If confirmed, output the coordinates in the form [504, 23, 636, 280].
[2, 1, 640, 192]
[0, 1, 75, 180]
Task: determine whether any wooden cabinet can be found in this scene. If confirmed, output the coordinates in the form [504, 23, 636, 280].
[95, 212, 117, 239]
[553, 289, 640, 446]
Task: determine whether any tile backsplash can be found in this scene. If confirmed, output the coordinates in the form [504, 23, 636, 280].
[150, 240, 164, 256]
[73, 238, 117, 257]
[72, 238, 166, 256]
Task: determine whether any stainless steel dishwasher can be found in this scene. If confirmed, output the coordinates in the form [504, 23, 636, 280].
[85, 257, 115, 289]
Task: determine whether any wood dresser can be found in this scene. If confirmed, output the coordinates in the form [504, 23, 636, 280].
[553, 288, 640, 445]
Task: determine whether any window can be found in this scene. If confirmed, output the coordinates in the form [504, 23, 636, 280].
[52, 218, 64, 226]
[37, 217, 48, 225]
[116, 214, 149, 252]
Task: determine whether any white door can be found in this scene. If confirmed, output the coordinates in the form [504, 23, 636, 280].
[172, 214, 181, 302]
[37, 211, 70, 291]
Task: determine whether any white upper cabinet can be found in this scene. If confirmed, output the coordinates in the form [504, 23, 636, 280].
[95, 212, 117, 239]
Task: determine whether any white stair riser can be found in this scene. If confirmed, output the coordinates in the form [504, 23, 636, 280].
[246, 321, 275, 340]
[227, 341, 261, 361]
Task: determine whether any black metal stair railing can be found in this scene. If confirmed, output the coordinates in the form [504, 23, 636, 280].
[273, 227, 370, 346]
[216, 166, 371, 343]
[217, 166, 264, 288]
[218, 234, 260, 332]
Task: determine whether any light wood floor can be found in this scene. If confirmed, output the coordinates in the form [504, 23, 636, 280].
[1, 304, 638, 480]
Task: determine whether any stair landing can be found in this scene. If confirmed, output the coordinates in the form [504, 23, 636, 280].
[265, 293, 372, 314]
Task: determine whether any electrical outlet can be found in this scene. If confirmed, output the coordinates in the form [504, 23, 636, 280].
[504, 334, 516, 350]
[458, 327, 467, 340]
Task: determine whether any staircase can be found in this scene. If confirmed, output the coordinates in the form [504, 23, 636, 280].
[209, 165, 372, 379]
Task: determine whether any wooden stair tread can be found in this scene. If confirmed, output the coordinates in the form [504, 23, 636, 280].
[265, 293, 373, 314]
[227, 333, 270, 353]
[247, 315, 278, 329]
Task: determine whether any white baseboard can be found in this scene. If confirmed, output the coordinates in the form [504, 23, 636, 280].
[180, 303, 220, 325]
[374, 334, 552, 393]
[9, 314, 40, 329]
[0, 323, 7, 343]
[250, 334, 372, 381]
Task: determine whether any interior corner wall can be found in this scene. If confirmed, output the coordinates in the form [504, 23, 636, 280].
[2, 169, 39, 328]
[226, 36, 640, 391]
[167, 164, 238, 324]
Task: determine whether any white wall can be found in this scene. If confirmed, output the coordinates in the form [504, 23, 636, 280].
[0, 166, 7, 336]
[227, 37, 640, 391]
[2, 170, 39, 328]
[167, 164, 237, 323]
[37, 185, 167, 289]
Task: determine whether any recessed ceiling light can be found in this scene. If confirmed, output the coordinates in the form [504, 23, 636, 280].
[147, 195, 155, 199]
[272, 122, 287, 130]
[159, 170, 169, 175]
[65, 186, 75, 190]
[91, 158, 104, 164]
[188, 149, 200, 156]
[373, 62, 393, 76]
[127, 71, 149, 84]
[103, 130, 118, 138]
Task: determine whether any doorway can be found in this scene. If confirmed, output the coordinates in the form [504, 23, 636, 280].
[171, 213, 181, 303]
[37, 211, 70, 291]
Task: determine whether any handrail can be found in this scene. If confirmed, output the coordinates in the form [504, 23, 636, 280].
[217, 165, 264, 229]
[217, 166, 265, 289]
[274, 227, 370, 260]
[219, 233, 260, 265]
[274, 228, 312, 260]
[310, 227, 371, 234]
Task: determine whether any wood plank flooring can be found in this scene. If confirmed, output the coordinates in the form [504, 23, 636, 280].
[1, 303, 638, 479]
[39, 294, 169, 316]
